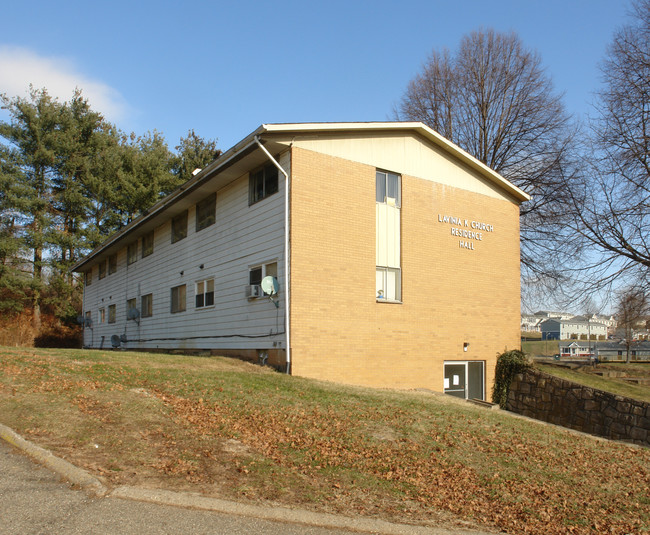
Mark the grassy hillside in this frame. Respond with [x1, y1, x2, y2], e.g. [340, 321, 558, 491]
[0, 347, 648, 535]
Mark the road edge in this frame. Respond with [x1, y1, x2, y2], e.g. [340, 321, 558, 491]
[0, 422, 498, 535]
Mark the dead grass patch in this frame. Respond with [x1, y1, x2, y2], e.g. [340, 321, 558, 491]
[0, 346, 648, 534]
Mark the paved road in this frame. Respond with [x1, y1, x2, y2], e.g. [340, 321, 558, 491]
[0, 441, 365, 535]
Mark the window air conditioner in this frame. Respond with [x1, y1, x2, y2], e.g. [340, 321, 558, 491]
[245, 284, 262, 298]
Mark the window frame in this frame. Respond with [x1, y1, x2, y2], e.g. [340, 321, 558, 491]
[108, 253, 117, 274]
[249, 163, 279, 205]
[376, 170, 401, 207]
[127, 241, 138, 265]
[195, 278, 215, 308]
[249, 261, 278, 286]
[126, 298, 137, 316]
[108, 304, 116, 324]
[171, 284, 187, 313]
[98, 260, 106, 280]
[99, 308, 106, 324]
[196, 193, 216, 232]
[376, 266, 402, 303]
[141, 293, 153, 318]
[376, 169, 402, 303]
[142, 231, 154, 258]
[84, 270, 92, 286]
[171, 211, 188, 243]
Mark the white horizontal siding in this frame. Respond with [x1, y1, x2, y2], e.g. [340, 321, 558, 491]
[83, 153, 288, 352]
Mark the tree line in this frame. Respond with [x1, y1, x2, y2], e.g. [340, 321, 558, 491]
[0, 87, 220, 331]
[396, 0, 650, 315]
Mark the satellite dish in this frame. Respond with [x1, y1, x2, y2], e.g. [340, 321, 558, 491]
[127, 308, 140, 321]
[261, 276, 279, 296]
[84, 317, 93, 328]
[111, 335, 121, 348]
[120, 334, 128, 343]
[76, 315, 85, 325]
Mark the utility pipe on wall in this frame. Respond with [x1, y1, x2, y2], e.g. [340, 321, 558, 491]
[254, 136, 291, 374]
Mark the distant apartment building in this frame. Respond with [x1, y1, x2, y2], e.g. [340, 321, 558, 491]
[540, 317, 608, 340]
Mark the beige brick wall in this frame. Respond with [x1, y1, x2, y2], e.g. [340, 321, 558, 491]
[289, 147, 521, 395]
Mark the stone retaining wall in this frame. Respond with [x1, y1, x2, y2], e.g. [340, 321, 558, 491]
[507, 368, 650, 447]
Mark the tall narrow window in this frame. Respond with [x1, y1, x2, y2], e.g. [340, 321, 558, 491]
[85, 270, 92, 286]
[108, 304, 116, 323]
[249, 164, 279, 205]
[249, 266, 263, 286]
[141, 293, 153, 318]
[142, 231, 154, 258]
[126, 298, 137, 316]
[98, 260, 106, 279]
[171, 211, 188, 243]
[171, 284, 186, 313]
[376, 170, 401, 302]
[99, 308, 106, 323]
[127, 242, 138, 265]
[195, 279, 215, 308]
[196, 193, 216, 232]
[108, 253, 117, 274]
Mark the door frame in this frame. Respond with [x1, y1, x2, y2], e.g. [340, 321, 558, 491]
[443, 360, 485, 400]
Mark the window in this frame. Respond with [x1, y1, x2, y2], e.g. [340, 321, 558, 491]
[249, 164, 279, 205]
[376, 267, 401, 301]
[142, 231, 154, 258]
[126, 298, 137, 316]
[171, 211, 188, 243]
[171, 284, 186, 313]
[376, 170, 401, 207]
[195, 279, 215, 308]
[108, 253, 117, 274]
[98, 260, 106, 280]
[196, 193, 216, 232]
[249, 262, 277, 286]
[85, 311, 92, 326]
[376, 169, 401, 302]
[127, 242, 138, 265]
[108, 304, 116, 324]
[141, 293, 153, 318]
[99, 308, 105, 323]
[84, 270, 92, 286]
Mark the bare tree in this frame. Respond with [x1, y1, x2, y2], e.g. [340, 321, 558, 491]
[570, 0, 650, 293]
[615, 286, 649, 363]
[396, 29, 579, 293]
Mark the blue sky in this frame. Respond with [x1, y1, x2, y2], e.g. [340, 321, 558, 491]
[0, 0, 631, 151]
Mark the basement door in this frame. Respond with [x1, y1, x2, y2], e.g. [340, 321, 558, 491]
[443, 361, 485, 400]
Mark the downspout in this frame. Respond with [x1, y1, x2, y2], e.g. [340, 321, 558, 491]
[254, 136, 291, 374]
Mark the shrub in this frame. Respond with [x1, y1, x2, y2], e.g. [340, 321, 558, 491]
[34, 324, 82, 348]
[492, 349, 531, 408]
